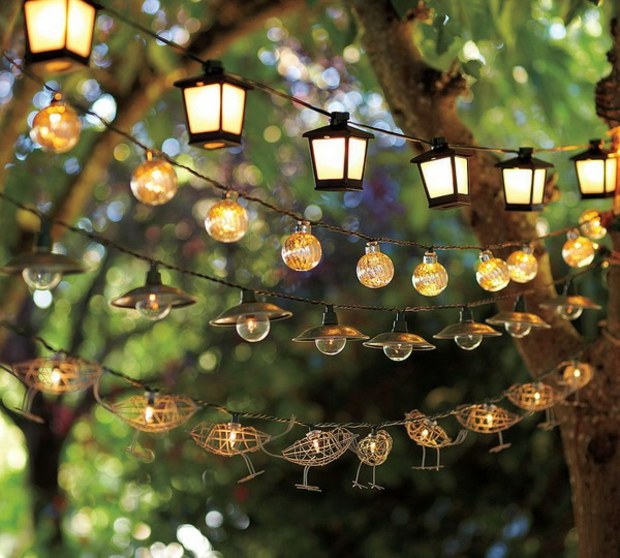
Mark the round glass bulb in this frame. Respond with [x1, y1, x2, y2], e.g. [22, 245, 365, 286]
[356, 242, 394, 288]
[136, 294, 172, 320]
[579, 209, 607, 240]
[205, 193, 249, 243]
[506, 248, 538, 283]
[22, 268, 63, 290]
[562, 231, 595, 268]
[476, 251, 510, 292]
[383, 343, 413, 361]
[130, 157, 178, 206]
[30, 99, 81, 153]
[235, 314, 270, 342]
[412, 251, 449, 296]
[282, 221, 322, 271]
[315, 337, 346, 356]
[454, 334, 483, 351]
[557, 305, 583, 321]
[504, 322, 532, 338]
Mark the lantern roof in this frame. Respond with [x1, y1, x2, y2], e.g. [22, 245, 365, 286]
[302, 112, 374, 140]
[173, 60, 253, 90]
[496, 147, 554, 170]
[410, 137, 472, 164]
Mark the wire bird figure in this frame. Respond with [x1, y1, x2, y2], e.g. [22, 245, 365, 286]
[404, 410, 467, 470]
[351, 430, 393, 490]
[282, 427, 356, 492]
[506, 382, 562, 430]
[455, 404, 522, 453]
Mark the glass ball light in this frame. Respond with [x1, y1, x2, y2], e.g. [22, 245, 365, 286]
[562, 230, 595, 268]
[383, 344, 413, 362]
[412, 250, 449, 296]
[22, 268, 62, 290]
[281, 221, 322, 271]
[356, 242, 394, 288]
[579, 209, 607, 240]
[205, 191, 249, 243]
[136, 293, 172, 321]
[454, 334, 483, 351]
[30, 95, 81, 153]
[504, 322, 532, 338]
[235, 314, 270, 342]
[130, 153, 178, 206]
[557, 304, 583, 321]
[475, 250, 510, 292]
[315, 338, 346, 356]
[506, 246, 538, 283]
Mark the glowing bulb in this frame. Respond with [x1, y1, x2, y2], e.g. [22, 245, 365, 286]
[356, 242, 394, 288]
[369, 438, 377, 453]
[421, 428, 429, 439]
[130, 154, 178, 206]
[533, 391, 541, 402]
[312, 437, 322, 453]
[30, 96, 81, 153]
[506, 247, 538, 283]
[504, 322, 532, 338]
[136, 293, 172, 320]
[485, 413, 494, 426]
[205, 192, 249, 243]
[315, 337, 346, 355]
[235, 314, 270, 342]
[50, 367, 62, 386]
[557, 305, 583, 321]
[383, 344, 413, 361]
[281, 221, 322, 271]
[22, 268, 63, 290]
[476, 250, 510, 292]
[454, 334, 483, 351]
[562, 230, 595, 268]
[579, 209, 607, 240]
[144, 404, 155, 424]
[562, 362, 593, 390]
[412, 250, 449, 296]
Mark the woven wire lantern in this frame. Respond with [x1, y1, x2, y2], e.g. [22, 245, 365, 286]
[351, 430, 392, 490]
[191, 420, 271, 483]
[561, 361, 594, 394]
[507, 382, 561, 430]
[455, 404, 521, 453]
[10, 352, 102, 423]
[282, 427, 356, 491]
[405, 410, 467, 469]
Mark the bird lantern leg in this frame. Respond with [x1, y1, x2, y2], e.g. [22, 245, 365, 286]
[352, 462, 367, 489]
[368, 466, 384, 491]
[15, 386, 44, 423]
[237, 454, 264, 484]
[489, 431, 511, 453]
[125, 431, 155, 462]
[539, 408, 559, 431]
[295, 466, 321, 492]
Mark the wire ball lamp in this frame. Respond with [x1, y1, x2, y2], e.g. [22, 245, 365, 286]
[455, 404, 521, 453]
[282, 427, 356, 491]
[351, 430, 393, 490]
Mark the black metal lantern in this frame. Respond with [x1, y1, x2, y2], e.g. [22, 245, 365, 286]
[302, 112, 374, 192]
[23, 0, 98, 73]
[410, 137, 472, 209]
[173, 60, 252, 150]
[570, 139, 618, 199]
[496, 147, 553, 211]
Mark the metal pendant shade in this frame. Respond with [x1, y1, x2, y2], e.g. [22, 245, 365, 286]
[486, 297, 551, 330]
[210, 289, 292, 326]
[364, 311, 435, 350]
[570, 139, 618, 199]
[292, 305, 369, 342]
[539, 294, 601, 312]
[433, 307, 501, 339]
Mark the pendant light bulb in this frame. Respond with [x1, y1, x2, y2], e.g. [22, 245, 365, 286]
[557, 305, 583, 321]
[136, 293, 172, 321]
[562, 229, 595, 268]
[454, 334, 483, 351]
[131, 152, 178, 206]
[579, 209, 607, 240]
[476, 250, 510, 292]
[30, 93, 81, 153]
[281, 221, 322, 272]
[383, 344, 413, 361]
[356, 242, 394, 288]
[205, 191, 249, 243]
[504, 322, 532, 338]
[22, 268, 63, 290]
[506, 246, 538, 283]
[412, 250, 449, 296]
[235, 314, 270, 342]
[315, 338, 346, 355]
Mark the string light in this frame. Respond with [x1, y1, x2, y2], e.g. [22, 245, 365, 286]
[30, 92, 81, 153]
[412, 250, 449, 296]
[579, 209, 607, 240]
[356, 242, 394, 288]
[570, 139, 618, 199]
[539, 284, 601, 321]
[455, 404, 521, 452]
[476, 250, 511, 292]
[506, 382, 559, 411]
[204, 191, 249, 243]
[506, 246, 538, 283]
[281, 221, 322, 272]
[562, 361, 594, 391]
[562, 230, 595, 268]
[486, 296, 551, 338]
[352, 430, 392, 490]
[433, 307, 501, 351]
[130, 152, 178, 206]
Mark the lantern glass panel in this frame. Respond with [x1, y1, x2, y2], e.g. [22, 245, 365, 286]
[606, 158, 617, 193]
[455, 156, 469, 194]
[184, 84, 220, 135]
[421, 158, 455, 198]
[67, 0, 96, 58]
[532, 168, 546, 203]
[348, 137, 368, 180]
[221, 84, 246, 135]
[576, 159, 605, 195]
[503, 168, 532, 205]
[312, 138, 346, 179]
[25, 0, 68, 54]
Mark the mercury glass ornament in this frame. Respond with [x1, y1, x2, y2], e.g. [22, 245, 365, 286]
[579, 209, 607, 240]
[356, 242, 394, 288]
[506, 246, 538, 283]
[30, 93, 81, 153]
[562, 229, 595, 268]
[281, 221, 322, 271]
[205, 191, 249, 243]
[412, 250, 449, 296]
[475, 250, 510, 292]
[130, 152, 178, 206]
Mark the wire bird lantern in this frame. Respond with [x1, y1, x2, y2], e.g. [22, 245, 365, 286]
[190, 420, 271, 483]
[282, 427, 356, 491]
[9, 353, 102, 423]
[351, 430, 392, 490]
[561, 361, 594, 400]
[507, 382, 562, 430]
[455, 404, 521, 453]
[404, 410, 467, 470]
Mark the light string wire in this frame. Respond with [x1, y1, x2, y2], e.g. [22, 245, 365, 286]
[0, 320, 586, 429]
[0, 189, 602, 313]
[93, 0, 597, 155]
[0, 52, 607, 254]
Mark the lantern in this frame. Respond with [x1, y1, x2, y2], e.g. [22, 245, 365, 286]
[173, 60, 252, 150]
[410, 137, 472, 209]
[23, 0, 98, 73]
[496, 147, 553, 211]
[570, 139, 618, 199]
[433, 307, 501, 351]
[303, 112, 374, 191]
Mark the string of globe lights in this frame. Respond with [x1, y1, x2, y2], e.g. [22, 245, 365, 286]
[0, 320, 594, 490]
